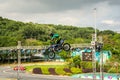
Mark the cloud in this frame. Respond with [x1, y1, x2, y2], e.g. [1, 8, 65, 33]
[0, 0, 107, 13]
[0, 0, 120, 31]
[101, 20, 114, 25]
[101, 20, 120, 28]
[107, 0, 120, 5]
[58, 17, 79, 26]
[0, 0, 120, 14]
[0, 0, 50, 13]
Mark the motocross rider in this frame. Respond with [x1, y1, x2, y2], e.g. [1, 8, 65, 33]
[50, 33, 61, 45]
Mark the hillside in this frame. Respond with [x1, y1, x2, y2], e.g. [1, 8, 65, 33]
[0, 16, 120, 54]
[0, 16, 96, 46]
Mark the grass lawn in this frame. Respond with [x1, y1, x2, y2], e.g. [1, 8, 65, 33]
[25, 61, 69, 73]
[25, 61, 82, 76]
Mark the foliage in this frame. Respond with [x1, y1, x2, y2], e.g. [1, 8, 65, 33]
[109, 54, 120, 63]
[72, 55, 81, 68]
[0, 17, 95, 47]
[104, 63, 112, 72]
[81, 61, 92, 69]
[24, 39, 43, 46]
[108, 67, 117, 73]
[26, 65, 80, 75]
[67, 55, 81, 68]
[59, 50, 69, 59]
[1, 16, 120, 63]
[67, 58, 74, 68]
[41, 67, 50, 75]
[70, 67, 82, 74]
[55, 67, 66, 75]
[25, 65, 68, 72]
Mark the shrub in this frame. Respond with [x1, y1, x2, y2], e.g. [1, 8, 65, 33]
[103, 64, 111, 72]
[55, 67, 66, 75]
[119, 68, 120, 73]
[108, 67, 116, 73]
[63, 68, 72, 73]
[82, 68, 92, 73]
[59, 50, 68, 59]
[65, 73, 72, 76]
[81, 61, 92, 69]
[41, 67, 49, 75]
[63, 68, 72, 76]
[73, 55, 81, 68]
[67, 55, 81, 68]
[70, 67, 82, 74]
[55, 68, 72, 76]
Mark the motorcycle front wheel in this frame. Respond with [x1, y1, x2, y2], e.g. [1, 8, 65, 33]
[48, 51, 55, 59]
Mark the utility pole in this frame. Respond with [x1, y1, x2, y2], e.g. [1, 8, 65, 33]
[92, 8, 97, 80]
[17, 41, 21, 80]
[94, 8, 97, 42]
[98, 36, 104, 80]
[92, 35, 96, 80]
[100, 51, 104, 80]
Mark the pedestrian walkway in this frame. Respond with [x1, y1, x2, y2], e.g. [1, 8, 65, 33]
[0, 78, 16, 80]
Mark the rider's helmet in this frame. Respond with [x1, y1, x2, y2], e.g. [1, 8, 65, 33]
[50, 33, 54, 37]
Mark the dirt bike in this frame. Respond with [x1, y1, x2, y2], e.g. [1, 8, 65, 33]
[44, 39, 71, 59]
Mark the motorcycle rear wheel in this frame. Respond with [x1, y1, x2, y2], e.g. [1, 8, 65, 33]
[63, 43, 71, 51]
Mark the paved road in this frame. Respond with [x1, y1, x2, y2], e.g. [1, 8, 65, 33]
[0, 66, 96, 80]
[0, 66, 17, 80]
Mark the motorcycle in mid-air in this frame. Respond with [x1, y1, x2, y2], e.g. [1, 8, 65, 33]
[44, 39, 71, 59]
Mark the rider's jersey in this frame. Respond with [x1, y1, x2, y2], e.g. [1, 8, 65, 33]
[51, 33, 61, 45]
[51, 33, 59, 40]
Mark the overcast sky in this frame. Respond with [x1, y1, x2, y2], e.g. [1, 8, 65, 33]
[0, 0, 120, 31]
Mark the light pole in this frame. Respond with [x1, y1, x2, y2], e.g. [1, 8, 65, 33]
[92, 8, 97, 80]
[98, 36, 104, 80]
[17, 41, 21, 80]
[100, 51, 104, 80]
[94, 8, 97, 42]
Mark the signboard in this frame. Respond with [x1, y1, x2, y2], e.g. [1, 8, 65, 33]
[82, 52, 93, 61]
